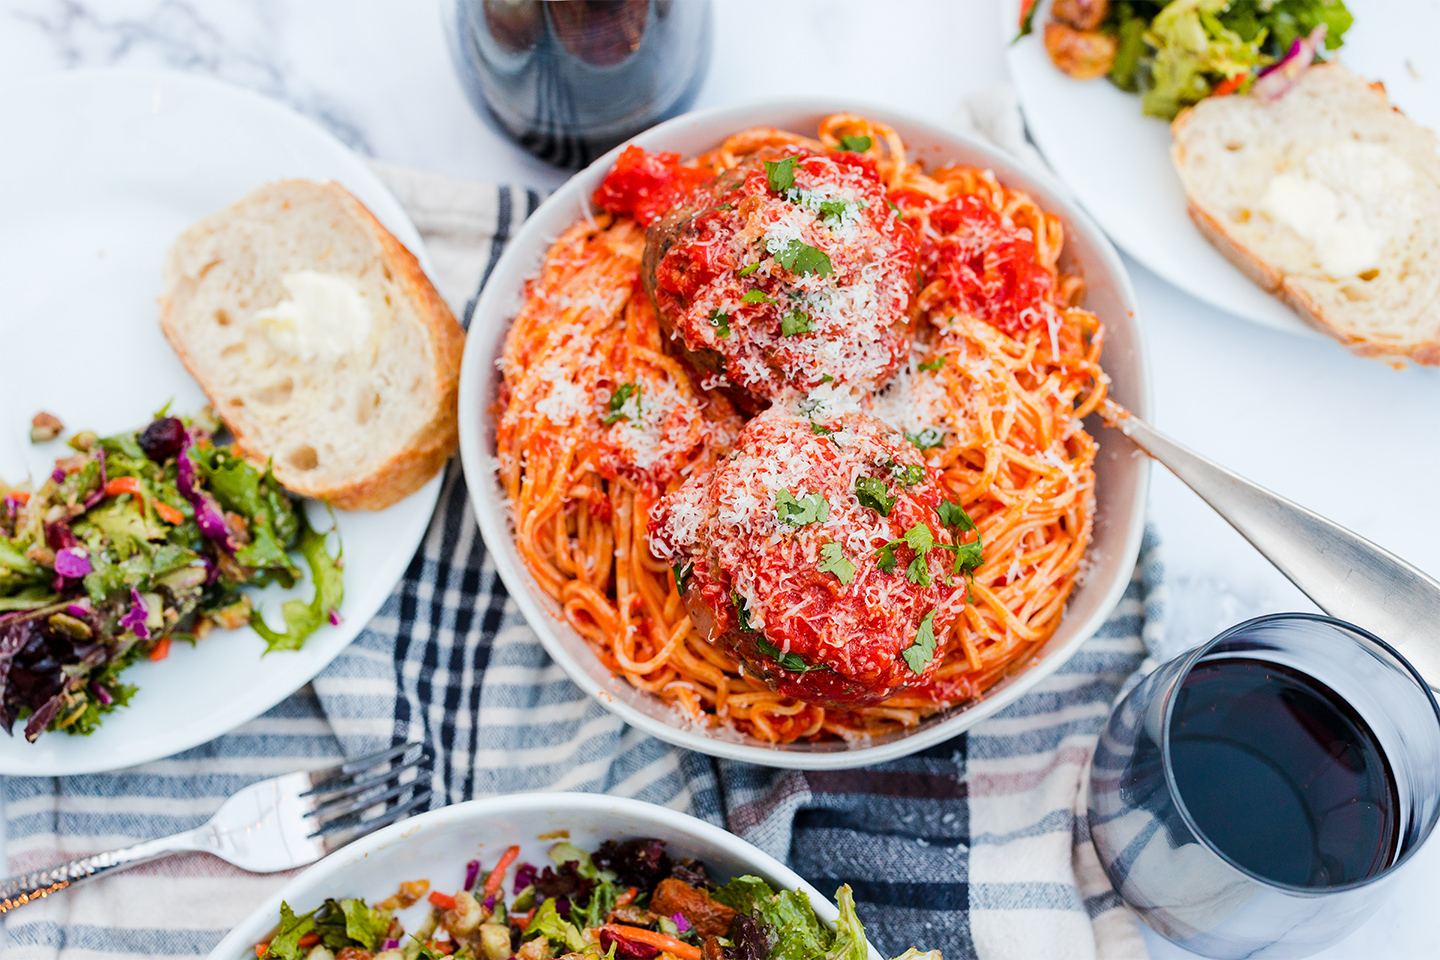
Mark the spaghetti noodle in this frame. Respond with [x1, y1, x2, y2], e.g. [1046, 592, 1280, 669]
[495, 115, 1108, 743]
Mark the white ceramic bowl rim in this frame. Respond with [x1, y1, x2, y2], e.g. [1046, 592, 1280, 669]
[457, 95, 1151, 769]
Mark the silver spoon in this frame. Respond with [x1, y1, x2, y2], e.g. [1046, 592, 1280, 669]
[1102, 399, 1440, 689]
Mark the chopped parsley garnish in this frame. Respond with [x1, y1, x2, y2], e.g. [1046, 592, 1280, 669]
[672, 561, 693, 594]
[891, 463, 925, 486]
[757, 637, 828, 674]
[602, 382, 640, 425]
[886, 198, 905, 220]
[811, 422, 835, 437]
[737, 262, 762, 277]
[816, 198, 856, 229]
[854, 476, 896, 516]
[877, 522, 936, 583]
[765, 155, 799, 193]
[905, 426, 945, 450]
[917, 357, 945, 373]
[817, 542, 855, 584]
[935, 499, 984, 591]
[780, 309, 814, 337]
[731, 591, 755, 632]
[709, 309, 731, 338]
[741, 289, 775, 304]
[838, 134, 872, 153]
[819, 373, 834, 383]
[776, 239, 833, 277]
[775, 489, 829, 527]
[901, 609, 938, 674]
[717, 202, 735, 211]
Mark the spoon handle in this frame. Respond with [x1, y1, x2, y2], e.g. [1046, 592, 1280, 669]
[1103, 401, 1440, 687]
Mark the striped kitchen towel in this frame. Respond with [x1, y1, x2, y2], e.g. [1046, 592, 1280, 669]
[2, 159, 1163, 960]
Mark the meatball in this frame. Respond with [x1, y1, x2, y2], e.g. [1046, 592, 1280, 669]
[641, 148, 915, 407]
[648, 406, 974, 707]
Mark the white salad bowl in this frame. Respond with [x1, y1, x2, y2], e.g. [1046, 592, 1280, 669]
[457, 97, 1151, 769]
[210, 792, 884, 960]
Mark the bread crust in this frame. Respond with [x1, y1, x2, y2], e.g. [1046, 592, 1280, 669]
[158, 180, 465, 510]
[1171, 64, 1440, 366]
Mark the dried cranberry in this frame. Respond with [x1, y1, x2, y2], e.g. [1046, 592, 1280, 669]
[138, 416, 186, 462]
[728, 915, 768, 960]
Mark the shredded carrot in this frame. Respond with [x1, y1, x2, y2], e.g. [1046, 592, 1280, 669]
[616, 886, 638, 907]
[148, 637, 171, 662]
[428, 890, 457, 911]
[512, 908, 535, 931]
[6, 491, 29, 504]
[484, 845, 522, 898]
[600, 924, 702, 960]
[1212, 73, 1247, 97]
[254, 945, 267, 959]
[297, 933, 320, 949]
[103, 477, 142, 498]
[153, 500, 185, 525]
[426, 940, 457, 956]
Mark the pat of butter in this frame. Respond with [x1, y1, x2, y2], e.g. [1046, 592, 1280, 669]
[1259, 143, 1412, 279]
[253, 271, 372, 360]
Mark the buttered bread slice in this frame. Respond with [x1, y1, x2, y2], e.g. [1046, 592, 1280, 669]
[160, 180, 464, 509]
[1172, 63, 1440, 365]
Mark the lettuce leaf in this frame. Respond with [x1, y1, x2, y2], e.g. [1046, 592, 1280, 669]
[249, 514, 343, 654]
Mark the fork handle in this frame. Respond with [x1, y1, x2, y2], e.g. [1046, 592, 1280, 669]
[0, 832, 200, 913]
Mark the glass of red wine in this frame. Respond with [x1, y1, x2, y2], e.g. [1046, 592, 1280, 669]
[442, 0, 714, 169]
[1090, 613, 1440, 959]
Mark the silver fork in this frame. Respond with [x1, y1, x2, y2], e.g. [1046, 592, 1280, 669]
[0, 742, 432, 913]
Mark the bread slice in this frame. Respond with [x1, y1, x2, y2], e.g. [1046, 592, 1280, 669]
[160, 180, 465, 509]
[1171, 63, 1440, 364]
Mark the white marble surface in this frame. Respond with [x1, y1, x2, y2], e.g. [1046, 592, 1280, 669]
[1, 1, 1438, 957]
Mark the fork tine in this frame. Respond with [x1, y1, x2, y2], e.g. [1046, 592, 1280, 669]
[309, 742, 426, 789]
[303, 752, 430, 802]
[308, 774, 428, 827]
[317, 788, 434, 855]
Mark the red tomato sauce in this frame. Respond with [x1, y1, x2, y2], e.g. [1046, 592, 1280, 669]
[592, 145, 711, 226]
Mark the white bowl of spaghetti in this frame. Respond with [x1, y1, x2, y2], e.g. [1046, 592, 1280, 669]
[458, 99, 1150, 769]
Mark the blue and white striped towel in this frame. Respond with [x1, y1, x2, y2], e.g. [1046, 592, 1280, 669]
[2, 160, 1164, 960]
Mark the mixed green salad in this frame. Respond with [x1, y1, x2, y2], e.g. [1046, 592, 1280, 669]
[1027, 0, 1354, 118]
[257, 836, 941, 960]
[0, 409, 342, 741]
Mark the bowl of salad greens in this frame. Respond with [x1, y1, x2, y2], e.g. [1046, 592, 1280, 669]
[0, 410, 342, 743]
[211, 793, 945, 960]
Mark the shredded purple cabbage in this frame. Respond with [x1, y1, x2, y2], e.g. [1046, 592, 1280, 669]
[670, 912, 691, 933]
[49, 468, 65, 484]
[514, 862, 538, 893]
[53, 548, 91, 579]
[66, 601, 91, 618]
[1253, 24, 1327, 100]
[119, 589, 150, 640]
[89, 682, 113, 706]
[328, 610, 344, 627]
[176, 436, 231, 549]
[381, 938, 399, 950]
[482, 893, 496, 911]
[464, 859, 481, 891]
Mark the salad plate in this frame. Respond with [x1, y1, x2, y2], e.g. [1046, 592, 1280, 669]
[1005, 0, 1440, 337]
[0, 69, 441, 775]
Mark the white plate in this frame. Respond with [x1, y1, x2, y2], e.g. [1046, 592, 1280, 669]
[210, 792, 885, 960]
[1005, 0, 1440, 336]
[458, 97, 1151, 769]
[0, 69, 441, 775]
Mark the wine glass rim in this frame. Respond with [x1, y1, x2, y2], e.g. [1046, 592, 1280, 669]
[1158, 611, 1440, 895]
